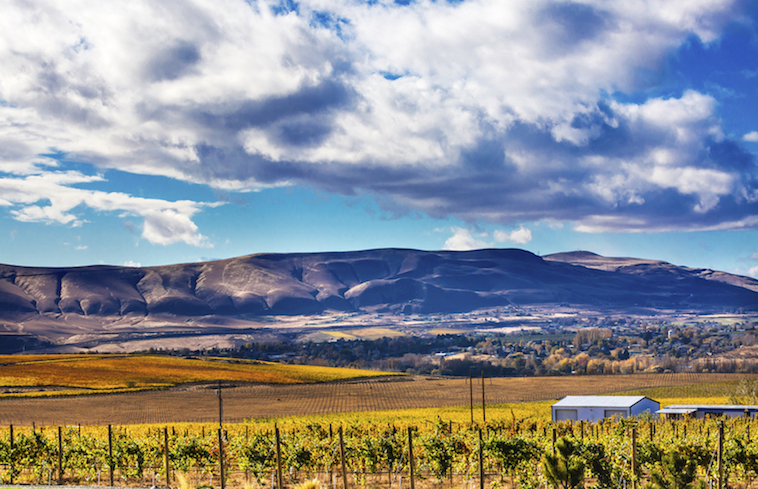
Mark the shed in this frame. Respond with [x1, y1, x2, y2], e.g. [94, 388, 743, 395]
[552, 395, 660, 422]
[656, 404, 758, 419]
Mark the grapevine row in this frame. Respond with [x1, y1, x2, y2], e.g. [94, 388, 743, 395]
[2, 416, 758, 488]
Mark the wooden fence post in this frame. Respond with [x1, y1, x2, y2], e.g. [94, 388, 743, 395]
[164, 427, 170, 488]
[551, 427, 556, 455]
[275, 425, 284, 489]
[9, 424, 14, 485]
[219, 428, 225, 489]
[329, 424, 333, 485]
[478, 428, 484, 489]
[407, 427, 415, 489]
[469, 374, 474, 425]
[58, 426, 64, 485]
[631, 427, 637, 489]
[109, 424, 114, 486]
[245, 426, 250, 483]
[718, 421, 724, 489]
[339, 427, 348, 489]
[481, 372, 486, 423]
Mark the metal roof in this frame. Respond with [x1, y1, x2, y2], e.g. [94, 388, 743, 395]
[656, 407, 697, 415]
[552, 396, 656, 408]
[662, 404, 758, 411]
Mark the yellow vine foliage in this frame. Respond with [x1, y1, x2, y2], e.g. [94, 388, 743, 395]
[0, 354, 399, 397]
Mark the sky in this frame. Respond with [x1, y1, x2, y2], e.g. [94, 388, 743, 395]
[1, 0, 758, 278]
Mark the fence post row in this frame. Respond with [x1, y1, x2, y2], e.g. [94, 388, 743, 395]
[2, 417, 757, 487]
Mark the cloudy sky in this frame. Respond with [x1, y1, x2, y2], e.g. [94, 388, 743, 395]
[2, 0, 758, 277]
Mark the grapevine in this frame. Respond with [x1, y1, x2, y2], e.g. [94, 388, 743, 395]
[2, 416, 758, 487]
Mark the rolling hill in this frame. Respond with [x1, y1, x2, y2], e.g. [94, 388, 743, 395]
[1, 248, 757, 350]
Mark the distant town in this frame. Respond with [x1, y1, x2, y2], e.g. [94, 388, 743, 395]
[147, 308, 758, 377]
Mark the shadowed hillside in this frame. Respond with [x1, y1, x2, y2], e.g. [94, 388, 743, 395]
[2, 249, 757, 330]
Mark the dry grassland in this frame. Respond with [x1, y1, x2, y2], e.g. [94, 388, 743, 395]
[0, 372, 753, 426]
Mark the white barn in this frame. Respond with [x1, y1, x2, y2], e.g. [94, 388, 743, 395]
[552, 395, 660, 422]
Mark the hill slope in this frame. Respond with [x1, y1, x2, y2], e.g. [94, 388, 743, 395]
[2, 249, 757, 331]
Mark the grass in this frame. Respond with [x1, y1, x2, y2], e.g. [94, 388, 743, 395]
[0, 354, 400, 398]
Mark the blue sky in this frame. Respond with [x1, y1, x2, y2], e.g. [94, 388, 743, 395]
[1, 0, 758, 279]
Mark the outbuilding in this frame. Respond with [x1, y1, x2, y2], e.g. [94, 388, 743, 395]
[656, 404, 758, 419]
[552, 395, 660, 422]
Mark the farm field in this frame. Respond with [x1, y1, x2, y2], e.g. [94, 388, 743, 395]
[0, 354, 395, 397]
[0, 371, 754, 426]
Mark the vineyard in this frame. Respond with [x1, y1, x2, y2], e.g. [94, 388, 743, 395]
[2, 372, 753, 426]
[2, 414, 758, 488]
[0, 355, 394, 398]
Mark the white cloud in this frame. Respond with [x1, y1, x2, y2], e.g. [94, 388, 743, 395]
[743, 131, 758, 142]
[0, 168, 217, 246]
[494, 226, 533, 245]
[0, 0, 753, 236]
[123, 260, 141, 267]
[142, 208, 209, 247]
[748, 266, 758, 279]
[442, 227, 491, 251]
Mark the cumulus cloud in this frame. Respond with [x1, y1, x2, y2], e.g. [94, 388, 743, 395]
[744, 132, 758, 142]
[494, 226, 533, 245]
[443, 227, 491, 251]
[443, 225, 532, 250]
[0, 167, 217, 246]
[0, 0, 756, 235]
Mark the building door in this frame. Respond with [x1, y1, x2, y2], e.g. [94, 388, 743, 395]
[555, 409, 578, 421]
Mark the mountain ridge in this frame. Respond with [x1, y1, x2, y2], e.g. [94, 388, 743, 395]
[2, 248, 757, 333]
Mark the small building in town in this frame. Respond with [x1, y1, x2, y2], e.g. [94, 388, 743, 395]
[656, 404, 758, 419]
[552, 395, 660, 422]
